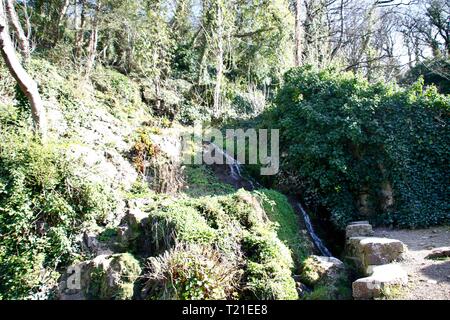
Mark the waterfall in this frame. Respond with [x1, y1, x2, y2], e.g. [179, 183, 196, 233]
[209, 143, 256, 190]
[293, 203, 333, 257]
[208, 143, 333, 257]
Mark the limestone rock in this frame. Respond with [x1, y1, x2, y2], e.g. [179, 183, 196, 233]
[425, 247, 450, 260]
[116, 203, 149, 251]
[83, 231, 113, 256]
[58, 253, 141, 300]
[301, 255, 350, 299]
[301, 255, 346, 286]
[346, 222, 374, 238]
[353, 264, 408, 300]
[360, 238, 406, 266]
[346, 237, 406, 270]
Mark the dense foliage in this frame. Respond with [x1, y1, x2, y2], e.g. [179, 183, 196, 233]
[136, 167, 306, 300]
[266, 66, 449, 229]
[0, 118, 117, 299]
[0, 0, 448, 302]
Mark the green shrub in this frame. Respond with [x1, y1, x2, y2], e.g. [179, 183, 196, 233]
[267, 66, 449, 229]
[242, 229, 298, 300]
[183, 165, 235, 197]
[91, 66, 144, 120]
[143, 244, 240, 300]
[138, 188, 300, 300]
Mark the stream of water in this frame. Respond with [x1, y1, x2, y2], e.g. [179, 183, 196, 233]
[209, 143, 333, 257]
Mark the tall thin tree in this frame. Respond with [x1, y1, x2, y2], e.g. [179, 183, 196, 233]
[5, 0, 30, 63]
[294, 0, 303, 66]
[0, 0, 46, 137]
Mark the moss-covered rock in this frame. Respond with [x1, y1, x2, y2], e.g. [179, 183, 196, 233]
[256, 189, 314, 265]
[58, 253, 141, 300]
[301, 255, 351, 300]
[130, 184, 302, 300]
[242, 228, 299, 300]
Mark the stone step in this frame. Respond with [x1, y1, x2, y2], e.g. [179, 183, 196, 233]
[346, 222, 374, 238]
[353, 264, 408, 300]
[346, 237, 406, 269]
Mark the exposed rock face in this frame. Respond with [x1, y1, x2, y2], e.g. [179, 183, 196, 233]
[83, 231, 113, 256]
[425, 247, 450, 260]
[353, 264, 408, 300]
[301, 255, 350, 299]
[346, 222, 374, 239]
[58, 253, 141, 300]
[145, 132, 185, 194]
[116, 199, 151, 251]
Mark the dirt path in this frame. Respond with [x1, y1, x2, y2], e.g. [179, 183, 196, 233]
[374, 226, 450, 300]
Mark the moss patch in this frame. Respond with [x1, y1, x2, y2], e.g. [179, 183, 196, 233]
[255, 189, 310, 266]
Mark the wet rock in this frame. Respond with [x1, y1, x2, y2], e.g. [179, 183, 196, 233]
[425, 247, 450, 260]
[346, 222, 374, 239]
[353, 264, 408, 300]
[295, 281, 312, 298]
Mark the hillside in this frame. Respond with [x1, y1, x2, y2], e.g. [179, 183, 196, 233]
[1, 58, 320, 300]
[0, 0, 449, 303]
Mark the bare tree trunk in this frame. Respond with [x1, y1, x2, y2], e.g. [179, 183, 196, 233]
[22, 1, 31, 39]
[85, 0, 101, 75]
[0, 1, 46, 137]
[75, 0, 86, 58]
[197, 38, 208, 85]
[5, 0, 30, 63]
[294, 0, 303, 66]
[53, 0, 71, 44]
[213, 0, 224, 119]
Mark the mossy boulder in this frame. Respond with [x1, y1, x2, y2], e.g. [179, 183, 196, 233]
[242, 229, 299, 300]
[301, 256, 350, 300]
[58, 253, 141, 300]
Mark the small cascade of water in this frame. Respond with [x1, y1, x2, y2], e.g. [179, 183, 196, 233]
[210, 143, 242, 180]
[208, 143, 332, 257]
[209, 143, 256, 189]
[293, 202, 333, 257]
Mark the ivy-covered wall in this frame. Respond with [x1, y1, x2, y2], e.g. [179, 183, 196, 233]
[266, 66, 449, 229]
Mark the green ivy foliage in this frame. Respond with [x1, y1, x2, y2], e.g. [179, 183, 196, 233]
[267, 66, 449, 229]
